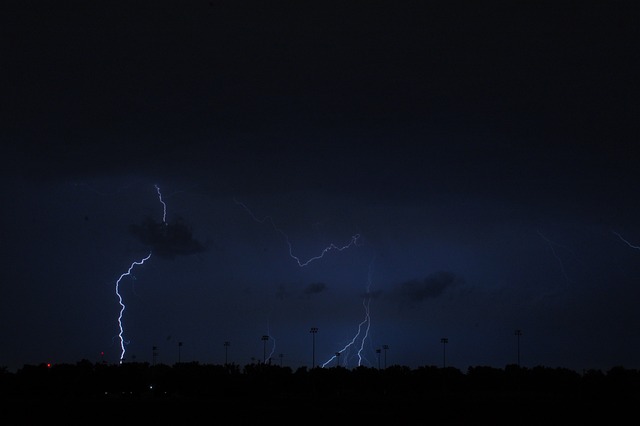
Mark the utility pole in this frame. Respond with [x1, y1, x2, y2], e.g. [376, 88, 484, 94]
[440, 338, 448, 368]
[310, 327, 318, 368]
[515, 329, 522, 367]
[382, 344, 389, 369]
[261, 335, 269, 364]
[335, 352, 341, 367]
[152, 346, 158, 365]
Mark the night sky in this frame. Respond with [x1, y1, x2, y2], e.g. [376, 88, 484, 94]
[2, 2, 639, 373]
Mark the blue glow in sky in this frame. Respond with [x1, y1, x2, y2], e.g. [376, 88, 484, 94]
[1, 2, 639, 373]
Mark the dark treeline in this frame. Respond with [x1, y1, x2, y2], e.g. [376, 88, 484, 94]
[3, 361, 639, 398]
[1, 361, 638, 423]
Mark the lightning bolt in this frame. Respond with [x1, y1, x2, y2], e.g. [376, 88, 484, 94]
[234, 198, 360, 267]
[115, 253, 151, 362]
[235, 197, 372, 368]
[155, 184, 167, 223]
[262, 319, 277, 364]
[613, 231, 640, 250]
[267, 335, 276, 364]
[114, 184, 167, 363]
[322, 257, 375, 368]
[537, 230, 573, 283]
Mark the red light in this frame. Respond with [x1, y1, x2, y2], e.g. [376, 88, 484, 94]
[46, 363, 52, 368]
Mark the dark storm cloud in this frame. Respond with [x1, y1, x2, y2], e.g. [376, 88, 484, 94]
[276, 282, 328, 299]
[388, 271, 459, 305]
[303, 282, 327, 296]
[129, 216, 206, 258]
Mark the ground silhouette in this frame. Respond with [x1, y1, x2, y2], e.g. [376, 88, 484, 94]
[1, 361, 637, 424]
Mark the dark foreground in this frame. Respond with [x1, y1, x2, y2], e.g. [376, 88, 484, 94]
[5, 391, 637, 425]
[2, 362, 638, 424]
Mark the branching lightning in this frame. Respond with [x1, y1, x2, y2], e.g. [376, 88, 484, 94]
[234, 197, 375, 369]
[234, 198, 360, 266]
[322, 257, 375, 368]
[113, 184, 167, 363]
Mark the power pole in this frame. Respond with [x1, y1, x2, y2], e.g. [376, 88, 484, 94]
[310, 327, 318, 368]
[515, 329, 522, 367]
[261, 335, 269, 364]
[152, 346, 158, 365]
[382, 344, 389, 369]
[440, 338, 448, 368]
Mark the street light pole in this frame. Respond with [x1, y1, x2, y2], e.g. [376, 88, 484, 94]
[310, 327, 318, 368]
[515, 329, 522, 367]
[376, 348, 381, 369]
[382, 344, 389, 369]
[261, 335, 269, 364]
[440, 338, 448, 368]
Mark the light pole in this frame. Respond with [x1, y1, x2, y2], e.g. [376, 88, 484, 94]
[376, 348, 381, 369]
[310, 327, 318, 368]
[382, 344, 389, 369]
[440, 338, 448, 368]
[224, 341, 230, 365]
[261, 335, 269, 364]
[515, 329, 522, 367]
[335, 352, 341, 367]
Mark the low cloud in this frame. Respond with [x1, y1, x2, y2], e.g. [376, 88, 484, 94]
[129, 216, 206, 259]
[388, 271, 459, 305]
[303, 282, 327, 296]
